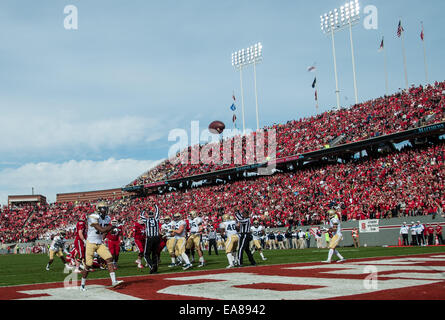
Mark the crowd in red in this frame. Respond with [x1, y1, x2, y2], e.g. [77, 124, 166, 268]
[2, 141, 443, 243]
[128, 81, 445, 186]
[0, 202, 96, 243]
[1, 83, 444, 244]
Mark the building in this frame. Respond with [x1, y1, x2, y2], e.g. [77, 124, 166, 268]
[8, 194, 47, 206]
[56, 188, 130, 203]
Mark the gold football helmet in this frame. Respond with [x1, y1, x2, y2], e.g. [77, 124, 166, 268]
[190, 210, 197, 219]
[222, 214, 230, 222]
[96, 201, 109, 217]
[328, 209, 337, 218]
[173, 213, 182, 221]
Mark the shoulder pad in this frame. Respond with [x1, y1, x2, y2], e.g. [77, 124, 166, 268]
[89, 213, 100, 224]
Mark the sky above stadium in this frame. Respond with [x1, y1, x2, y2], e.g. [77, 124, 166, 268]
[0, 0, 444, 205]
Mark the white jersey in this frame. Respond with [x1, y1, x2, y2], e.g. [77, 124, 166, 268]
[251, 225, 264, 241]
[161, 222, 174, 239]
[173, 220, 187, 239]
[329, 217, 342, 237]
[220, 220, 238, 237]
[87, 213, 111, 244]
[416, 224, 424, 235]
[400, 225, 409, 234]
[189, 217, 203, 234]
[50, 235, 66, 251]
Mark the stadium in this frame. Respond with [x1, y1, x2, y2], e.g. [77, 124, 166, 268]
[1, 0, 445, 303]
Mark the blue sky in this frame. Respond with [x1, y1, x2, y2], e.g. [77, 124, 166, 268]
[0, 0, 443, 204]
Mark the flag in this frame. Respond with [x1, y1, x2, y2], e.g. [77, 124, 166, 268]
[378, 37, 384, 52]
[312, 77, 317, 88]
[315, 90, 318, 101]
[420, 23, 424, 41]
[307, 65, 316, 72]
[232, 92, 236, 102]
[397, 20, 404, 37]
[230, 103, 236, 111]
[232, 114, 237, 123]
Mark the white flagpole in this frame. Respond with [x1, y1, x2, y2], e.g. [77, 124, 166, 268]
[239, 66, 246, 134]
[348, 18, 359, 105]
[253, 60, 260, 132]
[400, 20, 409, 91]
[331, 28, 341, 110]
[383, 40, 389, 96]
[315, 70, 319, 113]
[421, 22, 429, 83]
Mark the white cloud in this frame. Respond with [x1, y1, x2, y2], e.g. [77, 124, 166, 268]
[0, 114, 167, 154]
[0, 158, 162, 205]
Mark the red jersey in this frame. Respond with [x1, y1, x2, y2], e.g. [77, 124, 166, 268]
[107, 225, 123, 242]
[133, 222, 146, 240]
[74, 221, 87, 241]
[427, 226, 435, 235]
[436, 226, 443, 235]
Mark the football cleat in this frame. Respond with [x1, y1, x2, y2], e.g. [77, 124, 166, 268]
[226, 264, 234, 269]
[321, 260, 332, 264]
[336, 259, 346, 263]
[262, 257, 268, 261]
[198, 262, 205, 268]
[80, 285, 87, 292]
[46, 265, 50, 271]
[65, 264, 74, 270]
[168, 263, 176, 268]
[111, 280, 124, 288]
[183, 264, 192, 270]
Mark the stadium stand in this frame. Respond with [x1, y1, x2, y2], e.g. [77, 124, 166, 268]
[0, 83, 444, 243]
[128, 81, 445, 185]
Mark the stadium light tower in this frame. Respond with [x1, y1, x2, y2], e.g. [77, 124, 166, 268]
[232, 42, 263, 132]
[321, 0, 360, 107]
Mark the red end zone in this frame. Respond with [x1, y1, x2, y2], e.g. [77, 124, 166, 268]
[2, 253, 445, 300]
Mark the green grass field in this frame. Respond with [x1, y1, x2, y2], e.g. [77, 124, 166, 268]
[1, 246, 445, 287]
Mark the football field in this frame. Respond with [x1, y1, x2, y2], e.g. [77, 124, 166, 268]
[1, 246, 445, 300]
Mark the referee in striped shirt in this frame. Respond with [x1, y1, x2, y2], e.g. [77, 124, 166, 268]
[140, 204, 160, 274]
[235, 210, 256, 267]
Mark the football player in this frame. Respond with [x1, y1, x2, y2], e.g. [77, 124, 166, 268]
[80, 202, 123, 291]
[133, 217, 146, 269]
[250, 220, 267, 261]
[106, 218, 123, 270]
[322, 209, 346, 264]
[161, 215, 177, 267]
[170, 213, 192, 270]
[186, 211, 205, 267]
[73, 214, 87, 273]
[157, 217, 167, 265]
[216, 231, 224, 250]
[219, 214, 239, 268]
[46, 230, 72, 271]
